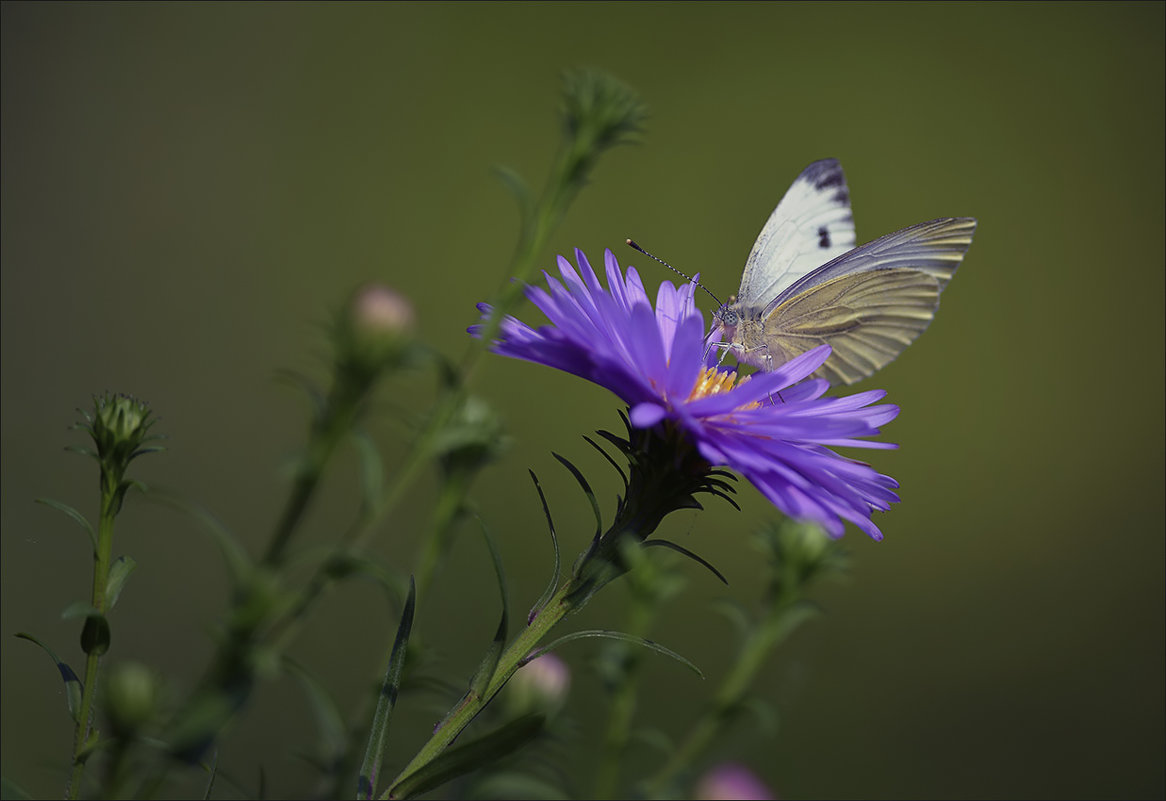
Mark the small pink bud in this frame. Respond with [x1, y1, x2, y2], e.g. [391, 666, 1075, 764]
[507, 653, 571, 715]
[351, 283, 415, 337]
[693, 762, 776, 800]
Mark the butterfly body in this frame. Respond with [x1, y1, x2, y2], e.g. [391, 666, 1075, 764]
[712, 159, 976, 385]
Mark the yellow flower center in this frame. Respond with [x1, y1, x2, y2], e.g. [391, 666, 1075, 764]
[687, 366, 760, 409]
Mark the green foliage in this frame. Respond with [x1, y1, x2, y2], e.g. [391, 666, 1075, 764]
[358, 578, 417, 800]
[13, 633, 83, 724]
[385, 715, 548, 800]
[7, 67, 828, 801]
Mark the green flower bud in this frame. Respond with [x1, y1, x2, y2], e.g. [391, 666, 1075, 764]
[104, 661, 159, 738]
[433, 396, 509, 483]
[75, 393, 162, 516]
[560, 68, 647, 155]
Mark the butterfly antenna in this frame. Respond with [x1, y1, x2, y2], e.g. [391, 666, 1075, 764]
[626, 239, 724, 307]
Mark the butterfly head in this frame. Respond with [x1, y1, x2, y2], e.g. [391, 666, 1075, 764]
[712, 296, 737, 324]
[711, 297, 741, 334]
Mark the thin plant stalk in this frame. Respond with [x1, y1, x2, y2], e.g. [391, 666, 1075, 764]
[380, 579, 580, 800]
[67, 484, 118, 798]
[593, 588, 657, 799]
[641, 592, 802, 796]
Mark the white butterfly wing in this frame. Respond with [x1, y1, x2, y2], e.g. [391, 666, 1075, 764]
[735, 158, 856, 308]
[760, 217, 977, 385]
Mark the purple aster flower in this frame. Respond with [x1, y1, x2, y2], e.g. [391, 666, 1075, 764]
[470, 249, 901, 540]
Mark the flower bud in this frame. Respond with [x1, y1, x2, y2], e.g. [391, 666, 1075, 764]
[505, 653, 570, 717]
[103, 661, 159, 738]
[334, 283, 417, 386]
[434, 396, 508, 482]
[352, 283, 416, 338]
[693, 763, 776, 800]
[76, 393, 162, 515]
[84, 393, 158, 467]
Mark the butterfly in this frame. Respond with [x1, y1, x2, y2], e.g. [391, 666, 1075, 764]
[711, 159, 976, 385]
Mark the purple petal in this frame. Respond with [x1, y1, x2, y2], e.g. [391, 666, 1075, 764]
[630, 402, 667, 428]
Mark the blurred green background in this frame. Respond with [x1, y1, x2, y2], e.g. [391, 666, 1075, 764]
[2, 3, 1163, 799]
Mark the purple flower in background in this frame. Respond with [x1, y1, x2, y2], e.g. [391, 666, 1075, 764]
[693, 762, 777, 800]
[470, 249, 901, 540]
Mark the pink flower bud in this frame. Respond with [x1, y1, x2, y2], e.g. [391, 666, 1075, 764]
[693, 762, 776, 800]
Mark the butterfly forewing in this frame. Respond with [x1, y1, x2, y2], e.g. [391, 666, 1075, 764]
[736, 159, 856, 307]
[761, 268, 943, 385]
[766, 217, 976, 316]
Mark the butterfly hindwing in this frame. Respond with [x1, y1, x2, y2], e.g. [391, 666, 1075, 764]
[735, 159, 856, 308]
[760, 268, 943, 385]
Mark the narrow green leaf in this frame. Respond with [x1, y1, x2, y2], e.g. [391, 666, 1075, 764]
[711, 598, 751, 640]
[741, 696, 779, 735]
[143, 489, 252, 586]
[76, 728, 102, 763]
[526, 630, 703, 678]
[14, 632, 83, 722]
[35, 497, 97, 552]
[201, 748, 219, 801]
[526, 470, 560, 624]
[352, 431, 386, 518]
[386, 714, 546, 800]
[706, 487, 741, 510]
[1, 777, 34, 800]
[106, 555, 138, 609]
[314, 548, 409, 608]
[592, 429, 625, 451]
[61, 602, 101, 620]
[285, 659, 347, 779]
[468, 518, 509, 698]
[631, 726, 675, 757]
[581, 434, 627, 491]
[766, 598, 822, 644]
[273, 368, 326, 418]
[358, 576, 416, 801]
[551, 452, 603, 540]
[492, 165, 534, 227]
[643, 539, 728, 585]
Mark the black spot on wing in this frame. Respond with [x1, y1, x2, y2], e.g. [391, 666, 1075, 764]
[818, 226, 831, 249]
[814, 170, 845, 190]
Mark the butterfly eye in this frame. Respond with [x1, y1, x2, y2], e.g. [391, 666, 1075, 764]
[717, 307, 738, 327]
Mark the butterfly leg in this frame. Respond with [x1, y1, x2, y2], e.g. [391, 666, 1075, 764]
[735, 344, 787, 404]
[704, 340, 735, 366]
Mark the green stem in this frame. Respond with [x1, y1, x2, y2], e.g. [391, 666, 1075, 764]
[413, 473, 470, 603]
[640, 594, 798, 796]
[263, 387, 358, 566]
[67, 495, 116, 799]
[593, 588, 656, 799]
[381, 579, 580, 800]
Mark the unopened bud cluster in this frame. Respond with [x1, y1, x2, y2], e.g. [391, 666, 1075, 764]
[76, 393, 162, 515]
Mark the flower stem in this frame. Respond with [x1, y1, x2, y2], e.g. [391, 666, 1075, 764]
[67, 493, 117, 799]
[593, 588, 656, 799]
[641, 594, 799, 796]
[262, 383, 359, 566]
[381, 579, 579, 800]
